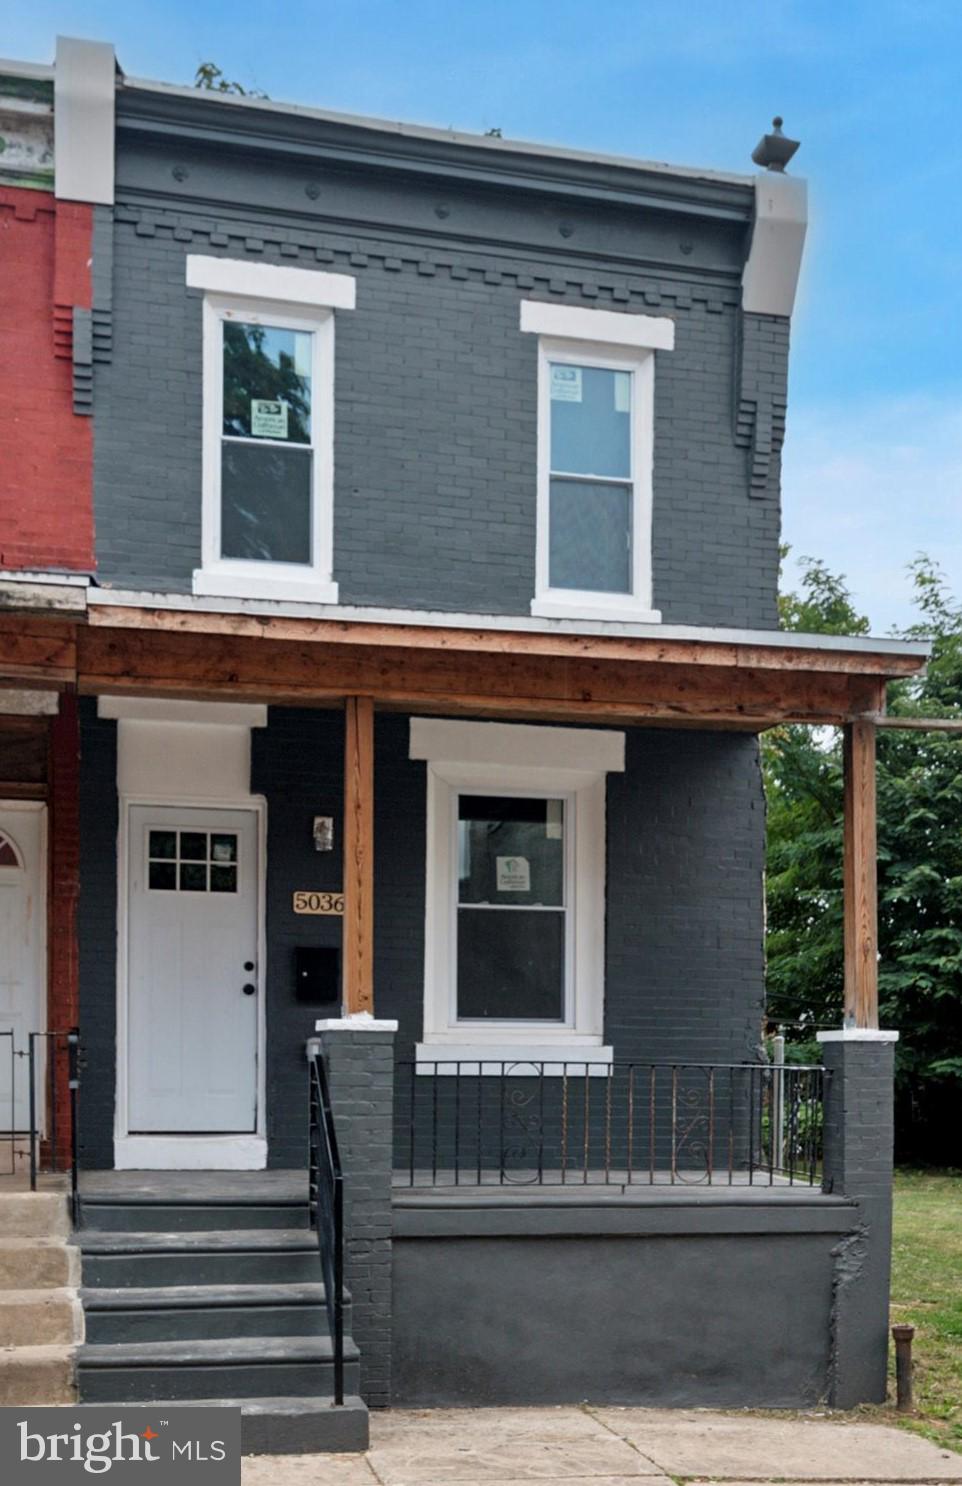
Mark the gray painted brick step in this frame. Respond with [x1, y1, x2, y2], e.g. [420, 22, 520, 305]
[76, 1335, 360, 1402]
[78, 1396, 369, 1455]
[80, 1230, 318, 1287]
[80, 1202, 311, 1232]
[81, 1282, 347, 1343]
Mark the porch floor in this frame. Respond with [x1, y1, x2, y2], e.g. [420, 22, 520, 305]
[76, 1169, 841, 1204]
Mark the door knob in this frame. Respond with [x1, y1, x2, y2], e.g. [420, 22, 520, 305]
[242, 983, 256, 996]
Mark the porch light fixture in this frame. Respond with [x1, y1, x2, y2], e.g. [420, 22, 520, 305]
[313, 816, 334, 852]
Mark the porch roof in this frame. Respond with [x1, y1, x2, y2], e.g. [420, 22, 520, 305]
[0, 580, 930, 729]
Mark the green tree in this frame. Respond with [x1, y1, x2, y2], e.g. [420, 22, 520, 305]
[765, 553, 962, 1161]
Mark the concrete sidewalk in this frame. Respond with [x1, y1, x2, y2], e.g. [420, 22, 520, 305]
[242, 1406, 962, 1484]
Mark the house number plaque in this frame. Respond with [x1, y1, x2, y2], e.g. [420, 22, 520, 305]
[293, 890, 344, 915]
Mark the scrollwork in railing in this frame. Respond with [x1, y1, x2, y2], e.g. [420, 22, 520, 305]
[500, 1067, 545, 1183]
[671, 1068, 713, 1184]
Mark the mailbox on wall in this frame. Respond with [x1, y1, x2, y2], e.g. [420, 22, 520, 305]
[294, 946, 340, 1005]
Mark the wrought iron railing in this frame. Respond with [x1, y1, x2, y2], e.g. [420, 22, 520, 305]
[1, 1028, 81, 1224]
[308, 1049, 345, 1405]
[396, 1059, 828, 1190]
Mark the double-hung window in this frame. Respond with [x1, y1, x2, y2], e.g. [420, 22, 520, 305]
[188, 256, 355, 604]
[412, 717, 625, 1072]
[521, 300, 674, 623]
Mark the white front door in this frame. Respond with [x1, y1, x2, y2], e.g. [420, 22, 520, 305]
[0, 805, 46, 1131]
[127, 805, 259, 1133]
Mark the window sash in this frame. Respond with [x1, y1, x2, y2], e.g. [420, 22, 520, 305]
[452, 788, 573, 1029]
[200, 295, 334, 586]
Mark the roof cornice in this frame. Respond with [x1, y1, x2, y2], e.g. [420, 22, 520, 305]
[116, 81, 755, 224]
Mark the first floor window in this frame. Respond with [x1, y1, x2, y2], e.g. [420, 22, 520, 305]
[456, 794, 568, 1022]
[412, 717, 624, 1069]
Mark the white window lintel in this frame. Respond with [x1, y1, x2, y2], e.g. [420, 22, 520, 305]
[410, 717, 625, 774]
[520, 298, 675, 351]
[186, 254, 356, 310]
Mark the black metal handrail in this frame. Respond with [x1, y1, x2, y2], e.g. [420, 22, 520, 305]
[1, 1028, 81, 1223]
[396, 1059, 828, 1190]
[308, 1050, 345, 1406]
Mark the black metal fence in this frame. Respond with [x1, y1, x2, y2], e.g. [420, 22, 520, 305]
[308, 1050, 345, 1406]
[396, 1059, 827, 1189]
[0, 1028, 81, 1222]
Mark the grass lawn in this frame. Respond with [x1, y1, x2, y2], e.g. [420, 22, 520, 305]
[882, 1169, 962, 1452]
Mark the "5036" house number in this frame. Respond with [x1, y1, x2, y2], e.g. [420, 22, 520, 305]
[292, 890, 345, 915]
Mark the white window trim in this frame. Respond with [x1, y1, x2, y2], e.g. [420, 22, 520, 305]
[189, 256, 355, 605]
[521, 299, 672, 626]
[411, 718, 622, 1074]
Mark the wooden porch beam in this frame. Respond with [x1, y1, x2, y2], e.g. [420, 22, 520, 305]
[843, 720, 878, 1029]
[342, 696, 374, 1015]
[0, 618, 76, 687]
[76, 626, 889, 728]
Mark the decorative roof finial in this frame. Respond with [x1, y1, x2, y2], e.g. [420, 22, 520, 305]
[751, 116, 800, 172]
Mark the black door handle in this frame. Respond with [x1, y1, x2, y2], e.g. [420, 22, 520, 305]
[242, 983, 256, 996]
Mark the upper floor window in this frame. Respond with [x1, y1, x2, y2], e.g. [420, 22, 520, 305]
[187, 256, 355, 605]
[521, 300, 674, 624]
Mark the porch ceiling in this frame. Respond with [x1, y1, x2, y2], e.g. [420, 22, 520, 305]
[0, 604, 928, 728]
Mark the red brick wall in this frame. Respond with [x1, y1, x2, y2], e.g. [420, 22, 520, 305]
[0, 187, 94, 572]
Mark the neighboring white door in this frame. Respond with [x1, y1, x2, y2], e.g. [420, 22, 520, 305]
[127, 805, 259, 1133]
[0, 805, 46, 1131]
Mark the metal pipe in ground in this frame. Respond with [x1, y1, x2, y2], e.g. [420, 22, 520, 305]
[892, 1323, 916, 1412]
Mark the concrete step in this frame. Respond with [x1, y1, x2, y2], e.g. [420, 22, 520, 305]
[0, 1344, 75, 1405]
[80, 1201, 311, 1233]
[81, 1282, 344, 1343]
[0, 1237, 80, 1289]
[0, 1287, 83, 1345]
[0, 1192, 69, 1239]
[76, 1334, 360, 1403]
[81, 1230, 318, 1288]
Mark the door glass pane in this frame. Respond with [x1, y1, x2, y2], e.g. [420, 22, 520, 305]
[180, 863, 208, 892]
[180, 832, 207, 861]
[210, 865, 238, 894]
[148, 830, 176, 860]
[550, 363, 630, 477]
[223, 322, 312, 444]
[549, 478, 631, 593]
[458, 796, 564, 906]
[148, 862, 176, 891]
[220, 443, 312, 564]
[211, 834, 238, 863]
[457, 907, 565, 1020]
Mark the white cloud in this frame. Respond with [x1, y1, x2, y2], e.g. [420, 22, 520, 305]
[781, 393, 962, 633]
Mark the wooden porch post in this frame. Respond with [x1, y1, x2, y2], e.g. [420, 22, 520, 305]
[842, 719, 878, 1028]
[342, 696, 374, 1014]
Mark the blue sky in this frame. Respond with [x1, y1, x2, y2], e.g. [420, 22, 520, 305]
[8, 1, 962, 633]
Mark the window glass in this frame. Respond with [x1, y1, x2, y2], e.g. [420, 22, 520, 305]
[549, 479, 631, 593]
[548, 362, 633, 595]
[221, 443, 312, 564]
[147, 830, 239, 894]
[550, 364, 630, 477]
[219, 319, 314, 567]
[222, 323, 312, 443]
[455, 795, 566, 1022]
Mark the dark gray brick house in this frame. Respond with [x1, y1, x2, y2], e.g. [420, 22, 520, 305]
[0, 37, 928, 1454]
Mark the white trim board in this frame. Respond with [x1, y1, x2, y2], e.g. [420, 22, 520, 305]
[98, 697, 267, 728]
[114, 1136, 267, 1171]
[410, 717, 625, 773]
[186, 255, 356, 309]
[520, 298, 675, 351]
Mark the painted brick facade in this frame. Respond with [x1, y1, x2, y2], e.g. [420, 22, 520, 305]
[0, 187, 95, 571]
[88, 116, 787, 629]
[81, 707, 765, 1167]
